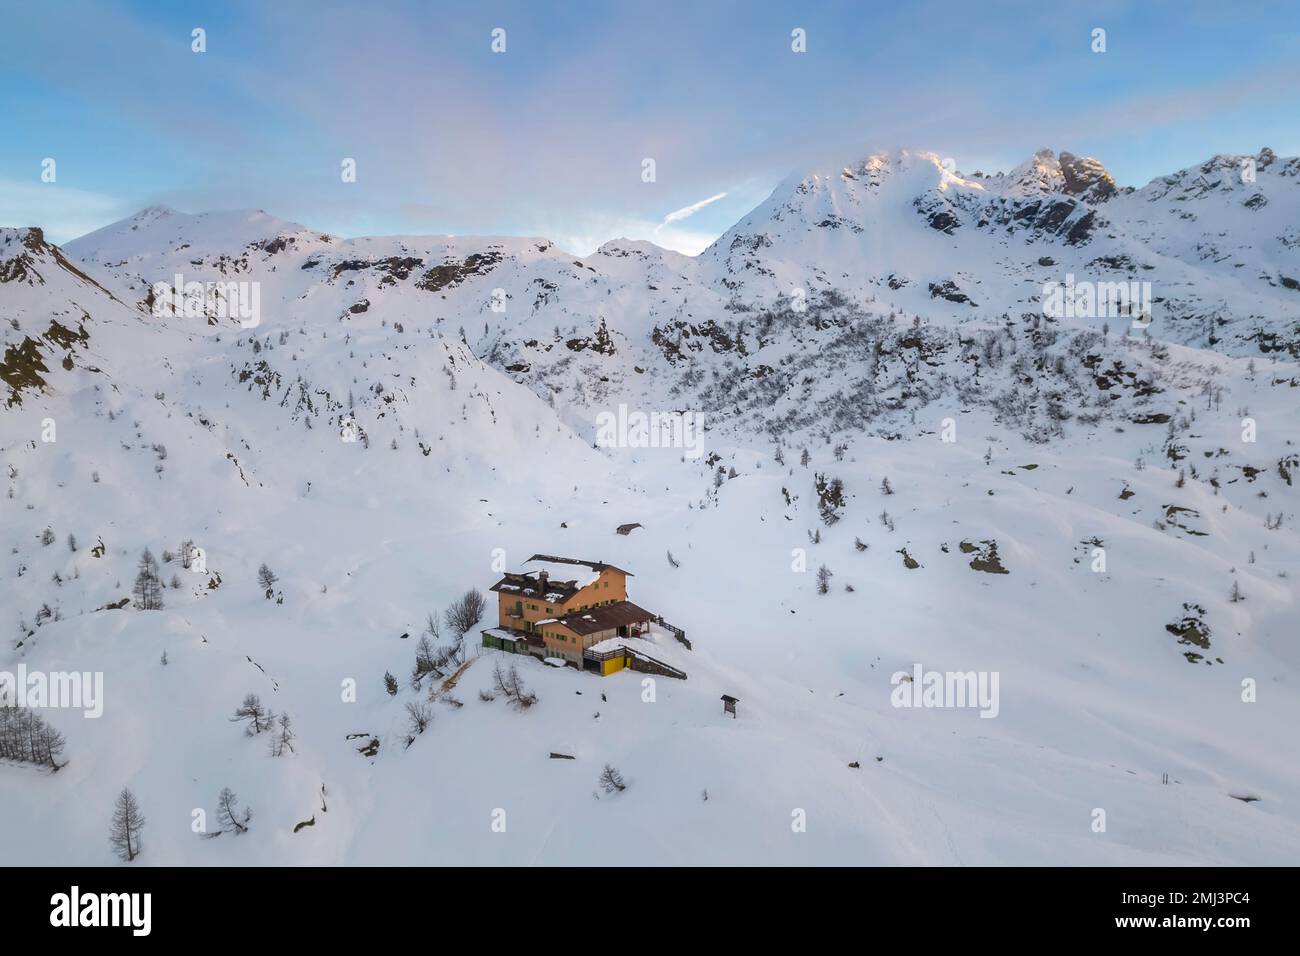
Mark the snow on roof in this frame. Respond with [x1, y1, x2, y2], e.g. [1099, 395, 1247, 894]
[491, 574, 585, 604]
[526, 554, 633, 577]
[523, 560, 600, 589]
[586, 633, 658, 655]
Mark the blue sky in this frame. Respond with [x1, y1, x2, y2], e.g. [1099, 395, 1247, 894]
[3, 0, 1298, 253]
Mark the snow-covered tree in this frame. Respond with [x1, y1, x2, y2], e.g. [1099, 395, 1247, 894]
[0, 706, 67, 769]
[493, 662, 537, 709]
[215, 787, 250, 834]
[132, 548, 164, 610]
[414, 635, 437, 678]
[816, 565, 833, 594]
[257, 563, 279, 598]
[598, 764, 627, 794]
[405, 700, 431, 736]
[109, 787, 145, 862]
[268, 713, 295, 757]
[815, 473, 845, 525]
[445, 588, 486, 635]
[230, 693, 272, 734]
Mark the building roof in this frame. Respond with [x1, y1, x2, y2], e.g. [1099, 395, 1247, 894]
[545, 600, 655, 637]
[526, 554, 633, 577]
[489, 555, 633, 606]
[490, 573, 583, 604]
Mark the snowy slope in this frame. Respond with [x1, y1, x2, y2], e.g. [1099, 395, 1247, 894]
[3, 146, 1299, 865]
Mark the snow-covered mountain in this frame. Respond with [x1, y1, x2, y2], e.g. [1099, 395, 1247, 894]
[704, 147, 1300, 353]
[3, 146, 1299, 865]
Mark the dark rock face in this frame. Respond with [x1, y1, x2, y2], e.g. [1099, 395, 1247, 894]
[332, 256, 426, 282]
[415, 251, 503, 292]
[565, 317, 616, 355]
[913, 194, 962, 234]
[928, 280, 977, 306]
[1064, 210, 1097, 246]
[980, 195, 1096, 245]
[816, 215, 863, 234]
[251, 236, 295, 255]
[927, 210, 960, 233]
[1058, 151, 1118, 203]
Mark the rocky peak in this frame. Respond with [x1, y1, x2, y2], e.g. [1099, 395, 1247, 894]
[1057, 151, 1117, 202]
[1005, 148, 1116, 203]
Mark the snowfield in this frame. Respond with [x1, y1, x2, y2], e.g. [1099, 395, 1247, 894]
[2, 147, 1298, 865]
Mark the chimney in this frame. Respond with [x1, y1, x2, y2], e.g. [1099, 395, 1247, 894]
[537, 570, 549, 595]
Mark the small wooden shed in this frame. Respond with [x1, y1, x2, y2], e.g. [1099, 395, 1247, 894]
[720, 694, 739, 718]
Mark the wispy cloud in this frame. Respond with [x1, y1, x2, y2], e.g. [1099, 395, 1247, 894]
[658, 192, 729, 229]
